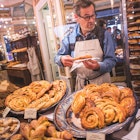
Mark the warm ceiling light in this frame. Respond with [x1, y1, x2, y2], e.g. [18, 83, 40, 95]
[110, 0, 114, 9]
[0, 4, 4, 7]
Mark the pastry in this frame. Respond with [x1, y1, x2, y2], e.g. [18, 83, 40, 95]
[71, 83, 135, 129]
[101, 91, 119, 103]
[96, 100, 126, 125]
[7, 95, 32, 111]
[86, 91, 101, 102]
[136, 19, 140, 23]
[73, 54, 92, 60]
[120, 96, 136, 117]
[29, 80, 52, 98]
[128, 26, 139, 31]
[10, 134, 24, 140]
[20, 116, 73, 140]
[5, 80, 66, 112]
[119, 87, 133, 101]
[71, 90, 86, 116]
[83, 83, 100, 94]
[128, 39, 138, 44]
[80, 107, 105, 129]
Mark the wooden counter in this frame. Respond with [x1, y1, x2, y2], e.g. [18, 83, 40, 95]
[6, 67, 31, 87]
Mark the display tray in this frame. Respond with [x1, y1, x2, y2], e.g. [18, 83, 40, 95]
[54, 92, 138, 138]
[0, 117, 20, 140]
[9, 89, 68, 115]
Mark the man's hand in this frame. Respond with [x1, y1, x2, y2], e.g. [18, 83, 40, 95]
[61, 55, 74, 67]
[83, 59, 100, 70]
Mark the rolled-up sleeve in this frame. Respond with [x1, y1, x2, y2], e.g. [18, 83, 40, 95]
[54, 38, 70, 66]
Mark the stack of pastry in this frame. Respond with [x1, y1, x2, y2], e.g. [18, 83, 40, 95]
[10, 116, 73, 140]
[71, 83, 136, 129]
[5, 80, 67, 112]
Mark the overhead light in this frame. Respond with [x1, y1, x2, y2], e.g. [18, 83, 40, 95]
[110, 0, 114, 9]
[0, 4, 4, 8]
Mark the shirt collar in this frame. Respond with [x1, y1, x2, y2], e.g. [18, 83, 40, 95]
[76, 24, 94, 38]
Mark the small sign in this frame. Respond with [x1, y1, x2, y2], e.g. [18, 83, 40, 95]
[2, 107, 11, 118]
[24, 108, 37, 119]
[86, 132, 105, 140]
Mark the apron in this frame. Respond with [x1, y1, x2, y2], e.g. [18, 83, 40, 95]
[74, 39, 111, 91]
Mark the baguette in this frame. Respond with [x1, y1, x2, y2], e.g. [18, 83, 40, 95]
[73, 55, 92, 60]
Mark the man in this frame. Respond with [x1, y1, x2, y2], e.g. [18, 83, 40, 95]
[105, 27, 116, 50]
[54, 0, 116, 91]
[112, 26, 122, 49]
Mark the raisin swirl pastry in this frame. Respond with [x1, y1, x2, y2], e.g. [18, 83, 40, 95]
[120, 96, 136, 117]
[96, 100, 126, 125]
[119, 87, 133, 101]
[99, 83, 121, 98]
[86, 91, 101, 102]
[80, 107, 105, 129]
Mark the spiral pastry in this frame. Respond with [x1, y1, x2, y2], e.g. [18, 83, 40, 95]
[97, 101, 126, 125]
[119, 87, 133, 101]
[8, 95, 32, 111]
[15, 86, 37, 101]
[80, 107, 105, 129]
[83, 83, 100, 94]
[101, 91, 119, 103]
[29, 80, 52, 98]
[120, 96, 136, 117]
[99, 83, 121, 98]
[86, 91, 101, 102]
[71, 90, 86, 116]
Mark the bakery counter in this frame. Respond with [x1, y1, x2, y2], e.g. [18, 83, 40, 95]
[6, 67, 31, 87]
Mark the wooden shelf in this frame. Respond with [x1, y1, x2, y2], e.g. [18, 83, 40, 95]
[11, 47, 27, 53]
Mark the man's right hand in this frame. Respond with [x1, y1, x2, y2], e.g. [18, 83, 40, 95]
[61, 55, 74, 67]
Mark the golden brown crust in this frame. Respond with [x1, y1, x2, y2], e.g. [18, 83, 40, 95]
[80, 107, 105, 129]
[10, 134, 24, 140]
[5, 80, 66, 112]
[119, 87, 133, 101]
[71, 84, 135, 129]
[98, 101, 126, 124]
[120, 96, 136, 117]
[20, 116, 73, 140]
[73, 55, 92, 61]
[71, 90, 86, 116]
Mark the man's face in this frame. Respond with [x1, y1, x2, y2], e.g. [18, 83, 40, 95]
[77, 5, 96, 35]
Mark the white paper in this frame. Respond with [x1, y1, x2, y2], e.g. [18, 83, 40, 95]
[70, 57, 100, 72]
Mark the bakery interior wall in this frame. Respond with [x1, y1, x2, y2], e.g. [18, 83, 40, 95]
[0, 0, 45, 84]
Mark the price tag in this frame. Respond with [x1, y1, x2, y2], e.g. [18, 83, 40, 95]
[86, 132, 105, 140]
[2, 107, 11, 118]
[24, 108, 37, 119]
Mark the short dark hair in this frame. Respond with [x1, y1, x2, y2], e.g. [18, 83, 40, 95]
[107, 27, 111, 30]
[73, 0, 96, 16]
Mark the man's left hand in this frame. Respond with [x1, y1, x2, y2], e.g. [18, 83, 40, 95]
[82, 59, 100, 70]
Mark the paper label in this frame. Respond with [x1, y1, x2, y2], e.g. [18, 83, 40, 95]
[86, 132, 105, 140]
[24, 108, 37, 119]
[2, 107, 11, 118]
